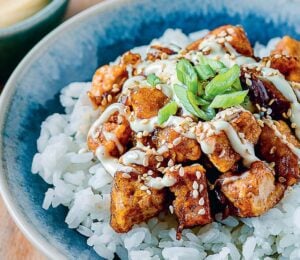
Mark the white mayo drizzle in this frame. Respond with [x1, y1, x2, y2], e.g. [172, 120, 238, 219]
[199, 120, 259, 167]
[95, 146, 136, 177]
[261, 67, 300, 140]
[145, 175, 177, 190]
[120, 149, 147, 166]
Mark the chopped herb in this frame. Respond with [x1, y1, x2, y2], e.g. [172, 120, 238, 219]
[176, 58, 198, 95]
[157, 101, 178, 125]
[209, 90, 249, 108]
[204, 64, 240, 100]
[195, 64, 215, 80]
[147, 73, 161, 86]
[187, 91, 214, 121]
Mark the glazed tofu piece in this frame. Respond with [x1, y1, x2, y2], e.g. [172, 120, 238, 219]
[186, 25, 253, 57]
[219, 161, 286, 217]
[128, 88, 168, 119]
[87, 112, 132, 157]
[88, 52, 141, 109]
[196, 110, 261, 172]
[110, 166, 166, 233]
[153, 127, 201, 163]
[166, 164, 212, 238]
[267, 36, 300, 82]
[258, 120, 300, 186]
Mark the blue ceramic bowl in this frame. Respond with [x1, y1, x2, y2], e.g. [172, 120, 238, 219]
[0, 0, 299, 259]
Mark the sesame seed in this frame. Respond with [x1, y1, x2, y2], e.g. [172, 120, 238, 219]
[155, 155, 164, 162]
[199, 184, 204, 193]
[202, 46, 211, 53]
[268, 99, 275, 106]
[168, 159, 174, 167]
[148, 170, 154, 175]
[291, 123, 297, 128]
[172, 137, 182, 146]
[179, 167, 185, 177]
[225, 35, 233, 42]
[198, 208, 206, 215]
[244, 73, 251, 78]
[258, 120, 264, 127]
[169, 205, 174, 214]
[101, 97, 107, 106]
[246, 78, 252, 86]
[141, 119, 149, 124]
[140, 185, 148, 191]
[192, 181, 199, 190]
[192, 190, 199, 198]
[143, 130, 149, 136]
[270, 146, 276, 154]
[256, 103, 261, 110]
[122, 173, 131, 178]
[269, 162, 275, 168]
[267, 108, 272, 115]
[143, 157, 149, 167]
[261, 107, 267, 112]
[287, 109, 292, 117]
[168, 143, 174, 149]
[279, 176, 286, 183]
[274, 54, 282, 59]
[266, 60, 271, 68]
[199, 198, 205, 206]
[196, 171, 201, 179]
[136, 132, 143, 138]
[156, 85, 162, 90]
[107, 94, 113, 103]
[282, 112, 288, 119]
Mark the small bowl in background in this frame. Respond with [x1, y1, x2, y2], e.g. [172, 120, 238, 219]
[0, 0, 69, 81]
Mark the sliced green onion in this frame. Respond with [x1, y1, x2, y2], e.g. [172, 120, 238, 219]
[195, 64, 215, 80]
[198, 54, 226, 72]
[157, 101, 178, 125]
[202, 105, 216, 119]
[147, 73, 161, 86]
[204, 64, 240, 100]
[194, 96, 210, 106]
[186, 91, 214, 121]
[232, 78, 242, 91]
[209, 90, 249, 109]
[176, 58, 198, 95]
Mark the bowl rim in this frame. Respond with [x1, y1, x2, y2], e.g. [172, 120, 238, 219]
[0, 0, 68, 38]
[0, 0, 129, 258]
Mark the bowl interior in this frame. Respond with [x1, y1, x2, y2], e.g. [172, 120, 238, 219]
[1, 0, 300, 259]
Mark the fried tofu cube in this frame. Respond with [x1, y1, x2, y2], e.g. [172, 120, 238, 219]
[196, 110, 261, 172]
[88, 52, 141, 109]
[269, 36, 300, 82]
[219, 161, 286, 217]
[186, 25, 253, 57]
[128, 88, 168, 119]
[166, 164, 212, 238]
[110, 167, 166, 233]
[258, 120, 300, 186]
[153, 127, 201, 163]
[87, 112, 132, 157]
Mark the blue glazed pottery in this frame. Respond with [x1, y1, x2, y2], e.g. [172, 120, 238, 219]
[0, 0, 299, 259]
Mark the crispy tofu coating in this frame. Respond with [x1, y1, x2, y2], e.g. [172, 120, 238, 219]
[258, 120, 300, 186]
[153, 127, 201, 163]
[87, 112, 132, 157]
[197, 110, 261, 172]
[268, 36, 300, 82]
[186, 25, 253, 57]
[128, 88, 168, 119]
[219, 161, 285, 217]
[110, 167, 166, 233]
[166, 164, 212, 238]
[88, 52, 141, 109]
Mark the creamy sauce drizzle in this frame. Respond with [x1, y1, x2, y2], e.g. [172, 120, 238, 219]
[261, 67, 300, 140]
[200, 120, 259, 167]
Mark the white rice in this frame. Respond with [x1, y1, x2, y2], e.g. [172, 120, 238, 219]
[31, 29, 300, 260]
